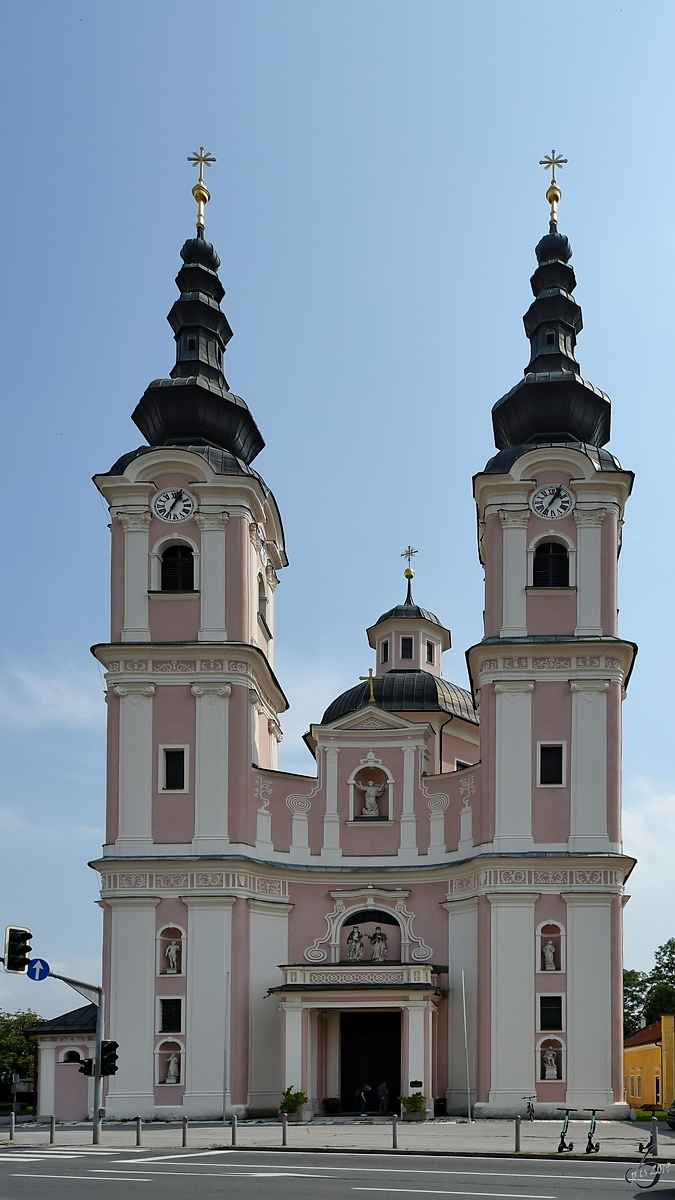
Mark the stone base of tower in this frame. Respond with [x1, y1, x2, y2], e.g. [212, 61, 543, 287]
[473, 1100, 629, 1120]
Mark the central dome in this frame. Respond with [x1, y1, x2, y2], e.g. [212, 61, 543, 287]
[321, 670, 477, 725]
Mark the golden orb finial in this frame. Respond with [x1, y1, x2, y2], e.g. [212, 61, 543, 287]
[539, 150, 568, 228]
[404, 567, 415, 580]
[187, 146, 216, 232]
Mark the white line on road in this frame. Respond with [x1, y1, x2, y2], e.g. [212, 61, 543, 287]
[13, 1174, 153, 1182]
[353, 1190, 555, 1199]
[113, 1150, 233, 1162]
[104, 1160, 628, 1182]
[93, 1169, 330, 1178]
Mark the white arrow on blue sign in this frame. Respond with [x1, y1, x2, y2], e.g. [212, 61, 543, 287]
[27, 959, 50, 981]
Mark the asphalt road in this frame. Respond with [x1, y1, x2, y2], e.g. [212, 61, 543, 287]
[0, 1148, 674, 1200]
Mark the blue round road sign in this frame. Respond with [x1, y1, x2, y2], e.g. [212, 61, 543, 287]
[27, 958, 50, 981]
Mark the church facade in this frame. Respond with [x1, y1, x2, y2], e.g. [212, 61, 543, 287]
[84, 170, 634, 1120]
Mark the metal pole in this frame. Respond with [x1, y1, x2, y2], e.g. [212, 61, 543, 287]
[461, 969, 472, 1121]
[50, 1115, 55, 1145]
[282, 1112, 288, 1146]
[515, 1114, 521, 1152]
[9, 1112, 15, 1142]
[231, 1113, 237, 1146]
[651, 1114, 659, 1155]
[136, 1116, 142, 1147]
[392, 1112, 398, 1149]
[182, 1116, 188, 1147]
[92, 992, 105, 1145]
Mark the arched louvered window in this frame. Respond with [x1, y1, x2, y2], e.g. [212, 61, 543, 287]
[533, 541, 569, 588]
[161, 545, 194, 592]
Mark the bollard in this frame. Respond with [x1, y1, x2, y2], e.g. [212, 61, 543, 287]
[136, 1116, 142, 1147]
[232, 1113, 237, 1147]
[282, 1112, 288, 1146]
[9, 1112, 15, 1142]
[651, 1114, 659, 1156]
[515, 1114, 521, 1152]
[182, 1115, 188, 1147]
[50, 1115, 55, 1145]
[392, 1113, 398, 1149]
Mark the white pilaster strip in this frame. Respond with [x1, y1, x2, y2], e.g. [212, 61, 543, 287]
[488, 893, 538, 1107]
[321, 748, 341, 857]
[399, 745, 418, 855]
[247, 899, 293, 1109]
[195, 512, 228, 642]
[564, 893, 614, 1108]
[499, 510, 529, 637]
[191, 684, 231, 854]
[118, 511, 151, 642]
[569, 680, 610, 852]
[182, 895, 235, 1118]
[37, 1043, 56, 1118]
[114, 685, 155, 855]
[574, 509, 604, 636]
[443, 897, 478, 1111]
[105, 897, 159, 1118]
[494, 681, 535, 851]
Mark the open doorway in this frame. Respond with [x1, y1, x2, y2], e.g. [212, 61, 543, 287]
[340, 1011, 401, 1113]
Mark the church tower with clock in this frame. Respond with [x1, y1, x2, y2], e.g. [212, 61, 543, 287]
[36, 151, 635, 1124]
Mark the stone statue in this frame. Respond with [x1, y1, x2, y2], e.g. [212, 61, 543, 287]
[355, 778, 385, 818]
[543, 1047, 558, 1080]
[165, 941, 181, 974]
[165, 1053, 180, 1084]
[369, 925, 388, 963]
[543, 940, 556, 971]
[347, 927, 364, 961]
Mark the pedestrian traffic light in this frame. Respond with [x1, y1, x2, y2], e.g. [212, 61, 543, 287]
[3, 926, 32, 973]
[78, 1058, 95, 1076]
[100, 1041, 119, 1076]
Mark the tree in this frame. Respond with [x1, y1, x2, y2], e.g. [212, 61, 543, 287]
[0, 1009, 41, 1082]
[624, 969, 649, 1038]
[651, 938, 675, 985]
[643, 980, 675, 1027]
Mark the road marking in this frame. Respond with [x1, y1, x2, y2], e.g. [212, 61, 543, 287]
[353, 1191, 556, 1199]
[105, 1160, 627, 1183]
[93, 1168, 329, 1178]
[13, 1174, 153, 1182]
[113, 1150, 234, 1162]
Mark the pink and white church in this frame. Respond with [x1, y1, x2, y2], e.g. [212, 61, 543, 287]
[34, 173, 636, 1121]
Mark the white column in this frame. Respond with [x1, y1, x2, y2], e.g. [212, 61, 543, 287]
[37, 1043, 56, 1118]
[569, 681, 610, 852]
[398, 745, 418, 856]
[564, 893, 614, 1108]
[488, 893, 538, 1108]
[325, 1011, 340, 1098]
[105, 897, 159, 1118]
[182, 896, 235, 1118]
[574, 509, 604, 636]
[444, 897, 478, 1111]
[282, 1002, 305, 1092]
[494, 682, 535, 851]
[248, 899, 293, 1109]
[114, 684, 155, 855]
[322, 748, 341, 857]
[191, 684, 231, 854]
[404, 1002, 433, 1112]
[196, 512, 228, 642]
[118, 511, 151, 642]
[500, 510, 529, 638]
[287, 796, 311, 859]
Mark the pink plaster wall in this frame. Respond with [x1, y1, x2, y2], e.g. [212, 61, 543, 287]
[152, 685, 195, 844]
[149, 596, 200, 642]
[531, 681, 571, 844]
[54, 1046, 91, 1120]
[266, 769, 317, 853]
[105, 691, 120, 844]
[442, 732, 479, 771]
[526, 593, 576, 636]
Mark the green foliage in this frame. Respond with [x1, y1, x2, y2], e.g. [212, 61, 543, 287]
[625, 937, 675, 1036]
[644, 980, 675, 1026]
[323, 1096, 340, 1113]
[0, 1010, 41, 1081]
[279, 1086, 308, 1112]
[399, 1091, 426, 1112]
[652, 938, 675, 984]
[624, 969, 650, 1037]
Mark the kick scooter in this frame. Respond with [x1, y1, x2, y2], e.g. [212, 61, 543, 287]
[584, 1108, 603, 1153]
[557, 1107, 574, 1153]
[522, 1096, 536, 1121]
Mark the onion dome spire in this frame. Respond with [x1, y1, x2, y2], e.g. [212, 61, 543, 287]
[489, 153, 611, 457]
[131, 149, 264, 464]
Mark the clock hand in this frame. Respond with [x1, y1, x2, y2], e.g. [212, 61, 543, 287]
[166, 490, 184, 514]
[542, 485, 563, 515]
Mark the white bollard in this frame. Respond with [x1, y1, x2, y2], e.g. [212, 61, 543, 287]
[515, 1114, 521, 1152]
[232, 1113, 237, 1146]
[282, 1112, 288, 1146]
[9, 1112, 15, 1142]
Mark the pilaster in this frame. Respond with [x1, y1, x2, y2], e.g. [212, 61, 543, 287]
[190, 683, 231, 854]
[117, 511, 151, 642]
[181, 895, 236, 1118]
[105, 897, 159, 1118]
[499, 509, 529, 637]
[569, 680, 610, 852]
[574, 509, 604, 637]
[487, 892, 538, 1107]
[114, 684, 155, 855]
[195, 512, 228, 642]
[564, 892, 615, 1108]
[493, 681, 534, 851]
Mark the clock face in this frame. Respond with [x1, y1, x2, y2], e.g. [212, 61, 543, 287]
[530, 484, 575, 520]
[152, 488, 196, 523]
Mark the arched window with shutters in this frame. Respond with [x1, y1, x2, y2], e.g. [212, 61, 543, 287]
[533, 541, 569, 588]
[161, 544, 194, 592]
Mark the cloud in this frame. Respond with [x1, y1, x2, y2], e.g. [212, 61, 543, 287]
[276, 654, 351, 775]
[623, 775, 675, 972]
[0, 658, 105, 730]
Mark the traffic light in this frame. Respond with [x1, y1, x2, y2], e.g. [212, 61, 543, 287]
[3, 926, 32, 973]
[78, 1058, 95, 1076]
[100, 1041, 119, 1076]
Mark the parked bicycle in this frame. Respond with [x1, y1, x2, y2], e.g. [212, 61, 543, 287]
[522, 1095, 536, 1122]
[584, 1108, 603, 1154]
[557, 1107, 574, 1153]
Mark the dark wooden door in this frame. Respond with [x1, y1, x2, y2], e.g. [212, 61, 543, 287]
[340, 1011, 401, 1113]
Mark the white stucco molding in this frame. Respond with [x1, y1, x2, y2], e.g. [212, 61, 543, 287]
[494, 681, 535, 693]
[194, 512, 229, 531]
[499, 509, 530, 528]
[573, 508, 606, 527]
[569, 680, 610, 693]
[303, 887, 432, 964]
[115, 510, 152, 532]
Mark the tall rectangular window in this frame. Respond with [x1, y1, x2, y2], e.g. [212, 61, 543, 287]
[401, 636, 413, 659]
[539, 995, 563, 1030]
[637, 1074, 642, 1099]
[160, 998, 182, 1033]
[630, 1075, 635, 1098]
[655, 1075, 660, 1104]
[164, 749, 185, 791]
[381, 640, 389, 663]
[426, 641, 434, 663]
[539, 744, 564, 786]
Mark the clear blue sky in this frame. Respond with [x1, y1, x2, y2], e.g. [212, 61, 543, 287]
[0, 0, 672, 1015]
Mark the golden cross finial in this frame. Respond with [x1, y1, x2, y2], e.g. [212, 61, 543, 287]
[539, 150, 567, 228]
[401, 545, 418, 566]
[187, 146, 216, 231]
[359, 667, 383, 703]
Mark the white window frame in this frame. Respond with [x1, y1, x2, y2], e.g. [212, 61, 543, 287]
[400, 634, 415, 661]
[426, 640, 435, 665]
[535, 919, 566, 974]
[527, 531, 576, 588]
[537, 992, 566, 1033]
[150, 534, 200, 592]
[156, 995, 185, 1036]
[537, 741, 566, 788]
[380, 638, 389, 665]
[158, 744, 189, 794]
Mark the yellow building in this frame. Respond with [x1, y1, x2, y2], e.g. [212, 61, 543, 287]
[624, 1015, 675, 1109]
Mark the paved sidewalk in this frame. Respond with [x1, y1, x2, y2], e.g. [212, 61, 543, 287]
[1, 1118, 674, 1159]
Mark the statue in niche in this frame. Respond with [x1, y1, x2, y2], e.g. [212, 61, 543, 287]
[543, 940, 557, 971]
[165, 1053, 180, 1084]
[347, 927, 364, 961]
[165, 940, 181, 974]
[355, 778, 385, 818]
[369, 926, 388, 963]
[542, 1047, 558, 1080]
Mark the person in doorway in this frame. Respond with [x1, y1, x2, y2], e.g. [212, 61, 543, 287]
[377, 1081, 389, 1115]
[359, 1084, 371, 1115]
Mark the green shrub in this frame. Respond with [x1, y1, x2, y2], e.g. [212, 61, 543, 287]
[279, 1086, 308, 1113]
[323, 1096, 340, 1113]
[399, 1092, 426, 1113]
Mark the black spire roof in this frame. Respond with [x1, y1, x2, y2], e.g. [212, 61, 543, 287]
[131, 230, 264, 464]
[374, 572, 444, 628]
[488, 221, 611, 465]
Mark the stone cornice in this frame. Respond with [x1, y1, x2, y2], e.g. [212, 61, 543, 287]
[467, 638, 636, 694]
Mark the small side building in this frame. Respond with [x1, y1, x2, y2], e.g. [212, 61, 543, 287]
[624, 1015, 675, 1109]
[27, 1005, 97, 1121]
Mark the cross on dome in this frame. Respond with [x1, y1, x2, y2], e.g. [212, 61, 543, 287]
[539, 149, 568, 229]
[187, 146, 216, 231]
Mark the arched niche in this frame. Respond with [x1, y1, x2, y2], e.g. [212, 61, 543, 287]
[155, 1039, 184, 1086]
[536, 921, 565, 973]
[157, 925, 186, 976]
[340, 907, 402, 963]
[537, 1036, 566, 1082]
[348, 755, 394, 821]
[59, 1048, 84, 1064]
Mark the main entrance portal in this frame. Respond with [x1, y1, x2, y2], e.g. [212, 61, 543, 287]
[340, 1011, 401, 1113]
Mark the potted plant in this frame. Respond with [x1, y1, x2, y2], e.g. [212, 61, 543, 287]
[323, 1096, 340, 1114]
[279, 1086, 309, 1122]
[399, 1091, 427, 1121]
